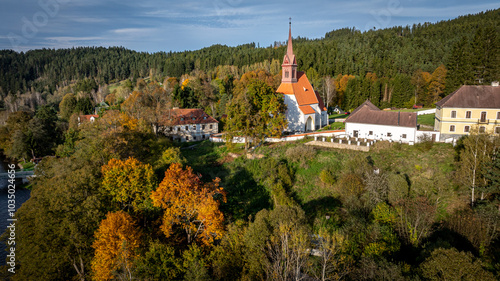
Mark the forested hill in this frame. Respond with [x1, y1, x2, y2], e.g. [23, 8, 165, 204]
[0, 8, 498, 106]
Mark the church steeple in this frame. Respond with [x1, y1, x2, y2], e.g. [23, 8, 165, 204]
[282, 18, 297, 83]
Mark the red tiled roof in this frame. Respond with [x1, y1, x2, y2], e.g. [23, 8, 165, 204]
[299, 105, 316, 114]
[79, 114, 98, 121]
[161, 108, 218, 126]
[277, 71, 327, 113]
[346, 100, 417, 128]
[435, 85, 500, 108]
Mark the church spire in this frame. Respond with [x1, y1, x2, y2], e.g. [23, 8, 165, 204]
[282, 18, 297, 83]
[287, 17, 294, 57]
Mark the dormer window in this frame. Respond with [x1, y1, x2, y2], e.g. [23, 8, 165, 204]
[204, 116, 207, 120]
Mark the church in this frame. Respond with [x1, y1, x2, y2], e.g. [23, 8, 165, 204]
[276, 21, 328, 132]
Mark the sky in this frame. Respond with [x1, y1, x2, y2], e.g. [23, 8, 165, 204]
[0, 0, 498, 53]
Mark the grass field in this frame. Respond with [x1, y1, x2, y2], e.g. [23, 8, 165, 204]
[329, 113, 349, 119]
[178, 137, 460, 222]
[418, 113, 436, 127]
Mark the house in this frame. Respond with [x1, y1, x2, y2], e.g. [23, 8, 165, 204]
[78, 114, 99, 124]
[276, 21, 328, 132]
[345, 100, 418, 143]
[159, 108, 218, 142]
[434, 83, 500, 140]
[332, 105, 345, 114]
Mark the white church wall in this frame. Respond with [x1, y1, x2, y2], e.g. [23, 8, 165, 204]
[284, 94, 305, 132]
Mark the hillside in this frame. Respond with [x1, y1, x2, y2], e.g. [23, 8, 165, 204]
[0, 9, 498, 112]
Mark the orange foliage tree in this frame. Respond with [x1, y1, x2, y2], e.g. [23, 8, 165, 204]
[151, 163, 226, 245]
[101, 157, 156, 212]
[91, 211, 142, 280]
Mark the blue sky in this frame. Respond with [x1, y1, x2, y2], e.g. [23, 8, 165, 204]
[0, 0, 498, 53]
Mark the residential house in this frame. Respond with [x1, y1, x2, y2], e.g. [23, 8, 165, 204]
[78, 114, 99, 124]
[160, 108, 218, 142]
[345, 100, 418, 143]
[276, 21, 328, 132]
[434, 83, 500, 140]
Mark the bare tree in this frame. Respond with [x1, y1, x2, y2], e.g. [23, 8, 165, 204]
[322, 76, 336, 110]
[314, 228, 350, 281]
[266, 223, 310, 281]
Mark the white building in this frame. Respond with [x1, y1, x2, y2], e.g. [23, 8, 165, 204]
[345, 100, 418, 143]
[276, 22, 328, 132]
[159, 108, 218, 142]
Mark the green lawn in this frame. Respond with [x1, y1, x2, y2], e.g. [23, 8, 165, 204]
[418, 113, 435, 127]
[329, 113, 349, 119]
[320, 122, 345, 131]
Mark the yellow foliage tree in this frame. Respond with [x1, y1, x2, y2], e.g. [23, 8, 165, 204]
[101, 157, 156, 212]
[91, 211, 141, 281]
[151, 163, 226, 245]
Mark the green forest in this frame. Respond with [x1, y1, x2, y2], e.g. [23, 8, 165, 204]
[0, 9, 499, 115]
[0, 8, 499, 281]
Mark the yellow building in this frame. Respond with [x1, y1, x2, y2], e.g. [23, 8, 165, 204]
[435, 84, 500, 139]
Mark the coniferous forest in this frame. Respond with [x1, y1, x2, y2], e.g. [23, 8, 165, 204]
[0, 8, 499, 281]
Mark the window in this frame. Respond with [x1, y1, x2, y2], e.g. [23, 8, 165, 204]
[285, 71, 289, 78]
[181, 117, 184, 121]
[387, 132, 392, 137]
[192, 117, 196, 120]
[451, 111, 456, 118]
[464, 126, 470, 133]
[497, 112, 500, 119]
[369, 131, 373, 136]
[450, 125, 455, 132]
[466, 111, 471, 118]
[193, 136, 196, 140]
[202, 125, 205, 130]
[479, 126, 486, 133]
[185, 126, 188, 130]
[480, 112, 487, 122]
[292, 70, 295, 79]
[209, 124, 213, 129]
[402, 134, 407, 139]
[204, 116, 207, 120]
[496, 127, 500, 134]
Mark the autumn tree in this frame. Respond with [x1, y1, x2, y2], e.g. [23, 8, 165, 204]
[91, 211, 142, 281]
[101, 157, 156, 212]
[225, 79, 287, 150]
[427, 65, 447, 104]
[150, 163, 226, 245]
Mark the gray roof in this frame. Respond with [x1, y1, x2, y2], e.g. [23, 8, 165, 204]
[346, 100, 417, 128]
[435, 85, 500, 108]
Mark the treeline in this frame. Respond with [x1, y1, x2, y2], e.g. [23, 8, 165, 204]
[1, 9, 499, 112]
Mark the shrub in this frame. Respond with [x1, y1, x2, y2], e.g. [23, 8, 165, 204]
[285, 145, 316, 167]
[320, 168, 337, 186]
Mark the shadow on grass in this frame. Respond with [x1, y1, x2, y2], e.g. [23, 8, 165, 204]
[302, 196, 342, 223]
[221, 168, 271, 222]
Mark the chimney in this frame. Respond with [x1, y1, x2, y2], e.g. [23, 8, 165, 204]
[492, 81, 499, 87]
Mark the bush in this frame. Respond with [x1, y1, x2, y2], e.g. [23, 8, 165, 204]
[320, 168, 337, 186]
[285, 145, 316, 167]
